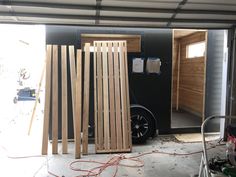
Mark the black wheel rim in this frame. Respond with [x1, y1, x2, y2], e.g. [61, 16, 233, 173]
[131, 114, 149, 139]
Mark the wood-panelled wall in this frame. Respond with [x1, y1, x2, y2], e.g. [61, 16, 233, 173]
[172, 31, 206, 117]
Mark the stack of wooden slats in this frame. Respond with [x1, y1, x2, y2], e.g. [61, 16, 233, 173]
[94, 41, 132, 153]
[41, 41, 131, 159]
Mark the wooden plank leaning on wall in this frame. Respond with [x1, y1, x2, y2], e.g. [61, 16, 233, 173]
[69, 46, 81, 158]
[75, 49, 82, 158]
[82, 43, 91, 155]
[42, 45, 52, 155]
[61, 45, 68, 154]
[52, 45, 59, 154]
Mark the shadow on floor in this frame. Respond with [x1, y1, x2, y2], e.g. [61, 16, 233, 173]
[171, 109, 202, 128]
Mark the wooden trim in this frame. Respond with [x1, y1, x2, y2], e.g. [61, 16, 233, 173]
[61, 45, 68, 154]
[52, 45, 58, 154]
[176, 42, 181, 111]
[42, 45, 52, 155]
[202, 31, 208, 121]
[82, 43, 91, 155]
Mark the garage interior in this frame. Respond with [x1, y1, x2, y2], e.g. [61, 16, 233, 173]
[0, 0, 236, 177]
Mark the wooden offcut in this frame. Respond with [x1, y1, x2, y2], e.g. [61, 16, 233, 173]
[42, 45, 52, 155]
[82, 43, 90, 155]
[61, 45, 68, 154]
[52, 45, 59, 154]
[94, 41, 132, 153]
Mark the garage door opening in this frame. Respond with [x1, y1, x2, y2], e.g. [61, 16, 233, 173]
[0, 24, 45, 157]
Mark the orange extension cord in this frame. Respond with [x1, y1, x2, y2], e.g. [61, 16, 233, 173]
[0, 142, 224, 177]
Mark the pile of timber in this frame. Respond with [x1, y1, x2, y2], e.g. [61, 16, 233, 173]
[41, 41, 131, 159]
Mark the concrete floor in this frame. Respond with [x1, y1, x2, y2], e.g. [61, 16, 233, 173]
[0, 103, 225, 177]
[172, 110, 202, 128]
[0, 134, 225, 177]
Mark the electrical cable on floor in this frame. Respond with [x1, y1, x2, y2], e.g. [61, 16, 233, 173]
[68, 143, 224, 177]
[0, 141, 225, 177]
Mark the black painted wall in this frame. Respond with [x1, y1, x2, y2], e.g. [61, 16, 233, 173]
[46, 25, 172, 138]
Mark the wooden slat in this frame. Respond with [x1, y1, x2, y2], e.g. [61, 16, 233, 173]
[202, 32, 208, 121]
[28, 61, 46, 135]
[123, 42, 132, 149]
[113, 42, 122, 150]
[102, 42, 110, 150]
[82, 43, 90, 155]
[96, 42, 104, 151]
[69, 46, 78, 157]
[52, 45, 58, 154]
[75, 49, 82, 158]
[42, 45, 52, 155]
[108, 42, 116, 150]
[61, 45, 68, 154]
[94, 43, 98, 150]
[119, 42, 128, 149]
[176, 43, 181, 111]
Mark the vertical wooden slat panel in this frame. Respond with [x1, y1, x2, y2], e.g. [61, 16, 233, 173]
[123, 42, 132, 149]
[42, 45, 52, 155]
[69, 46, 77, 157]
[113, 42, 123, 149]
[75, 49, 82, 158]
[119, 42, 128, 149]
[52, 45, 58, 154]
[94, 41, 131, 153]
[96, 42, 104, 150]
[108, 42, 116, 150]
[82, 43, 91, 155]
[102, 42, 110, 150]
[61, 45, 68, 154]
[94, 43, 98, 150]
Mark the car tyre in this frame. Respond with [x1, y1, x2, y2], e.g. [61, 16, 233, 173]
[131, 108, 155, 144]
